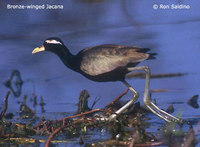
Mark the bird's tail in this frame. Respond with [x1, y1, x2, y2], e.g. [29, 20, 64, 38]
[147, 53, 157, 60]
[136, 48, 157, 60]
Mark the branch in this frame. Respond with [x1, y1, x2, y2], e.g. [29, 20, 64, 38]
[0, 91, 11, 120]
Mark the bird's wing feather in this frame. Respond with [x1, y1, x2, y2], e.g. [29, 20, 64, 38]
[79, 45, 149, 76]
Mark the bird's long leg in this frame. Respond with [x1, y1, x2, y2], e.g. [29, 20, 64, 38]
[150, 102, 181, 122]
[109, 66, 181, 123]
[126, 66, 181, 123]
[145, 105, 171, 123]
[108, 80, 139, 120]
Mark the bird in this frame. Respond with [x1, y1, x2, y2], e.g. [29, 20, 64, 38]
[32, 37, 181, 123]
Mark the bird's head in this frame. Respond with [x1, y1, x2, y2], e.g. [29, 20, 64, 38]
[32, 37, 65, 54]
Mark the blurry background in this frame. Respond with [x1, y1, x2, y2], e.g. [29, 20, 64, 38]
[0, 0, 199, 126]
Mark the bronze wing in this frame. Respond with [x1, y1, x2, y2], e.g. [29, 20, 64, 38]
[79, 44, 149, 76]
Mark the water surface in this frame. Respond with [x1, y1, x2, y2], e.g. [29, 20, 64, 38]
[0, 0, 200, 146]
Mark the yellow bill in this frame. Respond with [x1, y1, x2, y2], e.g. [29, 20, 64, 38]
[32, 46, 45, 54]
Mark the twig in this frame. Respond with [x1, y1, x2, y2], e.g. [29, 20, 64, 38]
[149, 89, 169, 93]
[106, 89, 129, 108]
[46, 115, 104, 147]
[128, 129, 138, 147]
[34, 109, 105, 130]
[134, 141, 164, 146]
[126, 72, 187, 79]
[0, 91, 11, 120]
[91, 96, 101, 109]
[45, 125, 66, 147]
[62, 109, 105, 125]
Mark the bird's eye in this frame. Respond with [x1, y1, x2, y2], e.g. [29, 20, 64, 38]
[45, 40, 62, 45]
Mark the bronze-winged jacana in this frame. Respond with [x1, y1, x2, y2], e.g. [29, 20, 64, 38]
[32, 37, 181, 123]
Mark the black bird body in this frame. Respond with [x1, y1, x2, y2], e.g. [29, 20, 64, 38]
[32, 37, 182, 123]
[38, 39, 155, 82]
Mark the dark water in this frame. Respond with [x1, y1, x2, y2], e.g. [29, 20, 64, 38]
[0, 0, 200, 146]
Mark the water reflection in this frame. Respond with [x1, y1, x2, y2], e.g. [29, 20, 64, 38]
[4, 70, 23, 97]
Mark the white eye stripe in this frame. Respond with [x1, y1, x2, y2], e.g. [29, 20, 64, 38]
[46, 40, 62, 45]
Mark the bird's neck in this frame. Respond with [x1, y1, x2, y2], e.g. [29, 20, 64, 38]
[56, 47, 75, 69]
